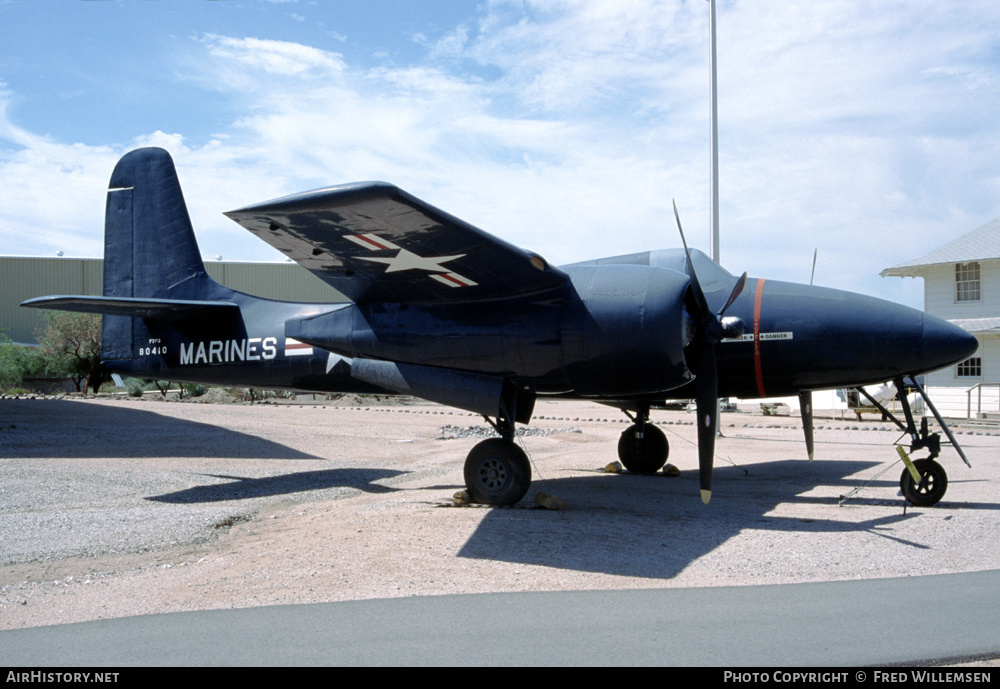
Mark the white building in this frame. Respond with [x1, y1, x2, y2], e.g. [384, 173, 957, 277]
[881, 218, 1000, 419]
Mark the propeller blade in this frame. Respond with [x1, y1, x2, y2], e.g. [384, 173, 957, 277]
[672, 199, 709, 316]
[799, 390, 814, 461]
[695, 346, 719, 504]
[719, 271, 747, 318]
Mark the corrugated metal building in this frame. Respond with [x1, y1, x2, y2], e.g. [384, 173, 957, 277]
[1, 256, 346, 345]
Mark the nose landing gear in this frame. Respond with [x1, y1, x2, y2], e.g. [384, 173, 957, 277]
[856, 376, 969, 507]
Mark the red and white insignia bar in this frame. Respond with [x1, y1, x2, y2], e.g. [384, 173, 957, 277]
[345, 233, 401, 252]
[430, 272, 477, 288]
[284, 338, 314, 357]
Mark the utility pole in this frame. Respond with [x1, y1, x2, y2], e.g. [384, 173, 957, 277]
[709, 0, 720, 264]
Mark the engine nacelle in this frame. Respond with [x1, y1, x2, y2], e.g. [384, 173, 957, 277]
[559, 264, 695, 397]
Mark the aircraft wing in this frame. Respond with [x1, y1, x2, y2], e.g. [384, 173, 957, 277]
[224, 182, 567, 304]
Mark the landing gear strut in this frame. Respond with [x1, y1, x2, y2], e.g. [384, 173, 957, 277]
[618, 405, 669, 474]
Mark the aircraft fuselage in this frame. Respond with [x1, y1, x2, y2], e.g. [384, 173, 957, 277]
[106, 262, 974, 406]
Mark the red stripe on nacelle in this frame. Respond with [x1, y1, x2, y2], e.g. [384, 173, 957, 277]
[753, 278, 767, 398]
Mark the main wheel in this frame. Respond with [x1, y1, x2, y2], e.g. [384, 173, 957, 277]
[900, 458, 948, 507]
[464, 438, 531, 506]
[617, 424, 669, 474]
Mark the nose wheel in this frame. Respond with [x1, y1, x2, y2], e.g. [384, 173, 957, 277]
[900, 458, 948, 507]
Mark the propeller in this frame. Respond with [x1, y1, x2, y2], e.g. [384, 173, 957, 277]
[672, 200, 747, 503]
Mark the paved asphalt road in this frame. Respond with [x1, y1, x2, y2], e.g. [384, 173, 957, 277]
[3, 570, 999, 666]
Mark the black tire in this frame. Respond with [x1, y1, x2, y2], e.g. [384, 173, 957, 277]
[617, 424, 669, 474]
[900, 458, 948, 507]
[464, 438, 531, 506]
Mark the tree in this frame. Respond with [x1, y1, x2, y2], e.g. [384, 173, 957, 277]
[37, 312, 104, 393]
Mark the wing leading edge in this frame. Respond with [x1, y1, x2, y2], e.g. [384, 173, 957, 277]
[224, 182, 567, 304]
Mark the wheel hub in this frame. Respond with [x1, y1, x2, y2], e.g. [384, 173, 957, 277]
[480, 457, 509, 491]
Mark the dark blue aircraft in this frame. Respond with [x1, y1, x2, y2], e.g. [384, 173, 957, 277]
[23, 148, 978, 507]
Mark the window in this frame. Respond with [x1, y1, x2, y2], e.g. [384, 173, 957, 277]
[956, 357, 982, 378]
[955, 262, 981, 302]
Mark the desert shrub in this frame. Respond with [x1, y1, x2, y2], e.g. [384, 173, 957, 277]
[125, 378, 148, 397]
[181, 383, 206, 398]
[0, 328, 49, 390]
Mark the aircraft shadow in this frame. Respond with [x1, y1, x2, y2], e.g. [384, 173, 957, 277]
[0, 398, 316, 460]
[456, 458, 940, 580]
[146, 468, 406, 503]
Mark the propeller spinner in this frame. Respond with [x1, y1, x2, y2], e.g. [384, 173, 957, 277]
[672, 200, 747, 503]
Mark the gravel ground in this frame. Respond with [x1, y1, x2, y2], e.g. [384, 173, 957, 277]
[1, 395, 999, 633]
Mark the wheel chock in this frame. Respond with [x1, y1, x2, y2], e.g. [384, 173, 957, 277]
[534, 492, 566, 510]
[662, 463, 681, 477]
[601, 461, 623, 473]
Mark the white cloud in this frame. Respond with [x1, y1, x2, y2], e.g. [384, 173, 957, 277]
[197, 34, 347, 84]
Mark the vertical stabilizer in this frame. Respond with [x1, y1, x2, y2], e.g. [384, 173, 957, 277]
[104, 147, 211, 299]
[101, 147, 217, 360]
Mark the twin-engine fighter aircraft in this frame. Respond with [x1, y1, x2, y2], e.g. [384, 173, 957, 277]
[23, 148, 978, 506]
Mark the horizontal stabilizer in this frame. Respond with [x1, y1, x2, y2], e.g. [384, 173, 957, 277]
[21, 295, 239, 321]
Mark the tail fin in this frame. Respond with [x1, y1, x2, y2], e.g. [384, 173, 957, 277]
[103, 147, 213, 302]
[101, 148, 223, 359]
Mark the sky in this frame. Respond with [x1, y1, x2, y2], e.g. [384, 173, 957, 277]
[1, 0, 998, 309]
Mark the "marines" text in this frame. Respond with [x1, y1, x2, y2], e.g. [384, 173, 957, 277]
[179, 337, 278, 365]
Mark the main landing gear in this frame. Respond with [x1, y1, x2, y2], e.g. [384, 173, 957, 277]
[463, 395, 532, 506]
[462, 401, 673, 506]
[617, 405, 669, 474]
[464, 438, 531, 506]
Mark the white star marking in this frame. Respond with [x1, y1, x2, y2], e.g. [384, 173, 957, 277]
[358, 248, 466, 274]
[326, 352, 353, 374]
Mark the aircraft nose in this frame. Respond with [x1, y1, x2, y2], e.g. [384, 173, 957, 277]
[920, 313, 978, 371]
[733, 282, 981, 393]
